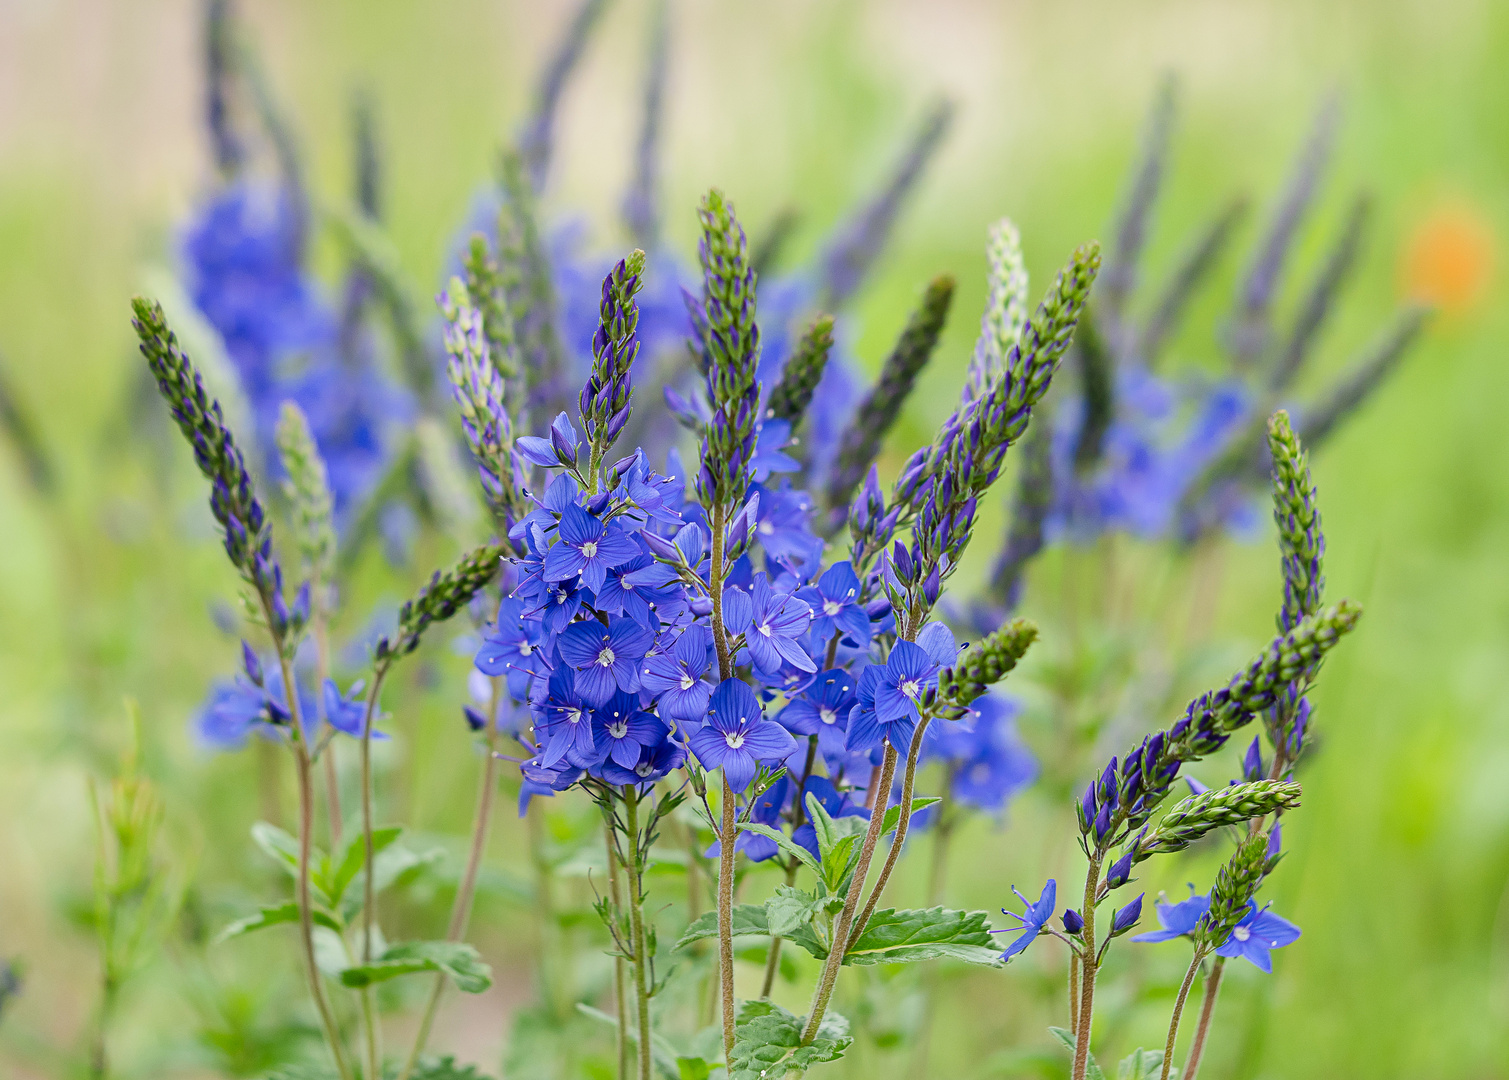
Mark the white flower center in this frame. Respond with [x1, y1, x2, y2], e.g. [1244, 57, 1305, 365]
[759, 521, 774, 535]
[819, 707, 837, 726]
[519, 642, 532, 655]
[724, 731, 746, 749]
[636, 762, 654, 776]
[757, 623, 772, 637]
[901, 679, 921, 698]
[581, 541, 598, 558]
[608, 721, 628, 738]
[823, 600, 841, 616]
[1233, 926, 1251, 942]
[566, 708, 582, 725]
[553, 588, 567, 604]
[680, 673, 695, 691]
[597, 647, 616, 667]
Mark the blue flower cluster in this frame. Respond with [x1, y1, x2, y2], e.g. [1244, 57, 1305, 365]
[182, 181, 408, 516]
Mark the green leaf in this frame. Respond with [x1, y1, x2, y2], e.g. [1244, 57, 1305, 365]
[842, 907, 1005, 967]
[1117, 1048, 1166, 1080]
[338, 940, 492, 993]
[1049, 1027, 1105, 1080]
[575, 1003, 683, 1079]
[822, 833, 860, 892]
[879, 797, 942, 835]
[320, 825, 403, 907]
[729, 1000, 851, 1080]
[214, 901, 342, 944]
[408, 1056, 497, 1080]
[735, 822, 822, 879]
[250, 822, 304, 876]
[676, 1058, 710, 1080]
[805, 793, 867, 859]
[675, 904, 827, 960]
[764, 885, 820, 937]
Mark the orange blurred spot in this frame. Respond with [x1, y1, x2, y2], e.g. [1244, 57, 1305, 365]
[1400, 203, 1494, 315]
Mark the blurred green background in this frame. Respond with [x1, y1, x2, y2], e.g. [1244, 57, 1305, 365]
[1, 0, 1506, 1077]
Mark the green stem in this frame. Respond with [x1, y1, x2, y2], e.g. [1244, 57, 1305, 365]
[1182, 956, 1225, 1080]
[1069, 953, 1080, 1036]
[1070, 855, 1104, 1080]
[798, 745, 898, 1047]
[909, 774, 955, 1080]
[358, 664, 391, 1080]
[607, 818, 630, 1080]
[399, 684, 504, 1080]
[1161, 951, 1207, 1080]
[717, 773, 738, 1062]
[848, 716, 933, 949]
[626, 788, 653, 1080]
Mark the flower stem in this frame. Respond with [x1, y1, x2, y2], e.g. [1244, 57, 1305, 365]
[398, 681, 503, 1080]
[1182, 956, 1225, 1080]
[799, 745, 898, 1047]
[626, 787, 653, 1080]
[358, 664, 391, 1080]
[909, 774, 955, 1079]
[761, 735, 819, 1000]
[607, 818, 630, 1080]
[1070, 855, 1104, 1080]
[314, 617, 343, 852]
[1161, 950, 1206, 1080]
[1069, 954, 1080, 1036]
[848, 716, 933, 949]
[717, 772, 738, 1062]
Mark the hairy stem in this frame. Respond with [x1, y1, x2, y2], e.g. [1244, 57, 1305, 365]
[358, 664, 391, 1080]
[909, 773, 956, 1080]
[1070, 855, 1104, 1080]
[799, 745, 898, 1047]
[1161, 951, 1207, 1080]
[848, 716, 933, 948]
[315, 619, 343, 852]
[399, 681, 504, 1080]
[626, 788, 653, 1080]
[1069, 954, 1080, 1036]
[718, 773, 738, 1061]
[607, 818, 630, 1080]
[1182, 956, 1226, 1080]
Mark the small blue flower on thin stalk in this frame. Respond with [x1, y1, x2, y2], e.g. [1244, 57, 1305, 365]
[639, 624, 714, 722]
[688, 679, 798, 793]
[544, 502, 641, 593]
[554, 617, 654, 706]
[995, 879, 1057, 961]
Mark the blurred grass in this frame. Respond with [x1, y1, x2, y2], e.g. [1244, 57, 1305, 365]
[2, 0, 1508, 1077]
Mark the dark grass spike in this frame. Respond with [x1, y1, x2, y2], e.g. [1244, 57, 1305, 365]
[622, 0, 668, 250]
[499, 148, 571, 428]
[1072, 312, 1115, 473]
[235, 32, 310, 260]
[819, 98, 955, 309]
[1229, 92, 1343, 368]
[827, 275, 954, 512]
[1293, 305, 1431, 452]
[337, 90, 383, 366]
[204, 0, 243, 177]
[0, 355, 53, 494]
[1100, 74, 1178, 326]
[518, 0, 613, 193]
[765, 313, 835, 428]
[1269, 192, 1371, 393]
[1138, 196, 1249, 368]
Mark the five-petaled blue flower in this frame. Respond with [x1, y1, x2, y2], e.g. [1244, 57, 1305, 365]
[995, 879, 1057, 961]
[688, 678, 798, 793]
[534, 666, 600, 768]
[800, 561, 871, 649]
[591, 692, 670, 771]
[475, 598, 551, 700]
[545, 503, 641, 593]
[726, 574, 816, 677]
[778, 668, 857, 762]
[640, 624, 714, 722]
[1130, 888, 1302, 973]
[555, 617, 654, 707]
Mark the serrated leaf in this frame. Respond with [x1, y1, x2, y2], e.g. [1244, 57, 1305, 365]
[250, 822, 305, 876]
[879, 797, 942, 835]
[214, 901, 342, 944]
[1117, 1048, 1166, 1080]
[1049, 1027, 1105, 1080]
[822, 833, 860, 892]
[729, 1000, 851, 1080]
[804, 793, 867, 859]
[409, 1056, 498, 1080]
[842, 907, 1004, 967]
[338, 940, 492, 993]
[765, 885, 819, 937]
[735, 822, 823, 879]
[674, 904, 827, 960]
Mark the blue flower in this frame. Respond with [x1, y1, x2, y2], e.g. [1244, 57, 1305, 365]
[598, 736, 687, 789]
[726, 573, 816, 677]
[927, 693, 1037, 814]
[706, 774, 791, 862]
[475, 598, 551, 701]
[590, 692, 670, 771]
[1213, 903, 1301, 973]
[995, 879, 1057, 961]
[750, 418, 801, 482]
[799, 561, 871, 649]
[688, 679, 797, 793]
[555, 617, 654, 707]
[639, 624, 713, 722]
[321, 678, 376, 738]
[748, 482, 824, 574]
[533, 666, 599, 769]
[545, 503, 642, 593]
[777, 669, 857, 763]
